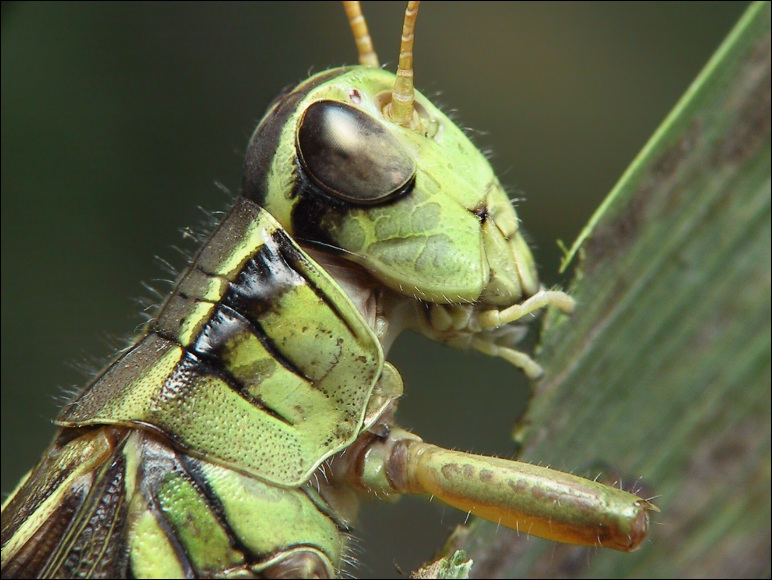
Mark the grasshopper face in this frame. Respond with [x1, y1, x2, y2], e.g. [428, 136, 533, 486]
[244, 67, 540, 307]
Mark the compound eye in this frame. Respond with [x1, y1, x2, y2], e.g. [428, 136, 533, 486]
[297, 100, 416, 205]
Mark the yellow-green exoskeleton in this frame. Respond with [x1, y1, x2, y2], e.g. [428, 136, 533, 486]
[1, 3, 657, 578]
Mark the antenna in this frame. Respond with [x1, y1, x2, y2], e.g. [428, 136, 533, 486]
[343, 1, 379, 67]
[387, 1, 420, 127]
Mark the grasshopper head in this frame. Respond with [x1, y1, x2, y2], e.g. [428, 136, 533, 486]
[242, 66, 540, 308]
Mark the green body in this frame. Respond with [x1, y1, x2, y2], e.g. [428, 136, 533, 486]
[1, 62, 653, 578]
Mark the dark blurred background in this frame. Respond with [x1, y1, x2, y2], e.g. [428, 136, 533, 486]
[1, 2, 748, 577]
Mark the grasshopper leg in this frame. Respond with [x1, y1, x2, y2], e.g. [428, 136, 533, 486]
[345, 426, 656, 553]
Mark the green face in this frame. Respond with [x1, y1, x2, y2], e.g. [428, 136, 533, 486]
[243, 67, 540, 306]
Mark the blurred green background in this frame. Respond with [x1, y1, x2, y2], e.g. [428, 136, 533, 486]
[1, 2, 748, 578]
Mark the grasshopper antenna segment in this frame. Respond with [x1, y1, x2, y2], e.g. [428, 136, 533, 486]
[343, 1, 379, 67]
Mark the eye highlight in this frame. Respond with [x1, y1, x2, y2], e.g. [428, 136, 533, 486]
[297, 100, 416, 205]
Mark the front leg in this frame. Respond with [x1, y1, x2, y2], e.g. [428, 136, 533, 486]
[340, 426, 656, 553]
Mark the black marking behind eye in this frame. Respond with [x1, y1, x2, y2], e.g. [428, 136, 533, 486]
[242, 68, 351, 205]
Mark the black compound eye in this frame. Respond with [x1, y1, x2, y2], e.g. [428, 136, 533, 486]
[297, 100, 416, 205]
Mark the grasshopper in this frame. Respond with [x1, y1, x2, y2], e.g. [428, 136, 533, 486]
[1, 3, 656, 577]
